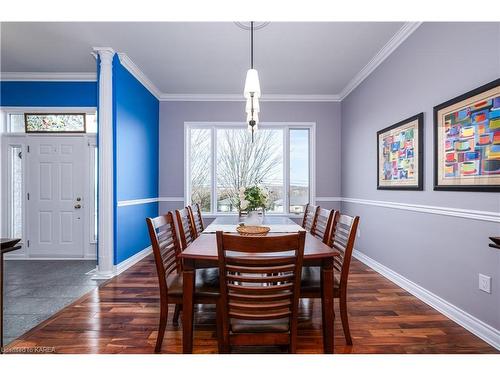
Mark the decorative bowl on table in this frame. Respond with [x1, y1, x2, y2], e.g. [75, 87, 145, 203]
[236, 225, 271, 236]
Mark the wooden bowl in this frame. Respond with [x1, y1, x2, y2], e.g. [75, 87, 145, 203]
[236, 225, 271, 236]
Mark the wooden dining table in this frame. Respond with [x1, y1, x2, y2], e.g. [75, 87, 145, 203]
[180, 216, 339, 353]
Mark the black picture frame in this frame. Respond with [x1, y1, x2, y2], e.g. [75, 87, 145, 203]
[377, 112, 424, 190]
[433, 78, 500, 192]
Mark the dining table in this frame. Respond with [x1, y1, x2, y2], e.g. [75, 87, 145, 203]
[180, 216, 339, 354]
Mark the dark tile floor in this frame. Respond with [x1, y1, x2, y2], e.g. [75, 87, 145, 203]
[2, 260, 104, 344]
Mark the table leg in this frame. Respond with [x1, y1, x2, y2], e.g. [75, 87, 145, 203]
[182, 259, 195, 354]
[321, 258, 334, 353]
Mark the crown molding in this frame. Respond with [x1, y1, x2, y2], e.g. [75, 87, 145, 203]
[117, 53, 161, 99]
[159, 93, 341, 102]
[1, 23, 421, 101]
[338, 22, 422, 100]
[0, 72, 97, 81]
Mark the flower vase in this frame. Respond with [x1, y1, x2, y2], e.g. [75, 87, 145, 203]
[245, 210, 262, 225]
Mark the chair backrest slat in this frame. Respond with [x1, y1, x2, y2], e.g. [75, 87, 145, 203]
[301, 204, 319, 231]
[188, 203, 205, 237]
[217, 231, 305, 327]
[176, 207, 196, 250]
[326, 213, 360, 287]
[146, 212, 182, 295]
[310, 208, 336, 244]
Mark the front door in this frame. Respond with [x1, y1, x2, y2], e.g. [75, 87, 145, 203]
[26, 137, 85, 258]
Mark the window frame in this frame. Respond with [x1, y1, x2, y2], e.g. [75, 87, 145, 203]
[184, 121, 316, 217]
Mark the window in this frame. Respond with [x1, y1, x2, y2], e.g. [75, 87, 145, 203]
[6, 145, 24, 239]
[186, 123, 314, 215]
[25, 113, 86, 133]
[7, 112, 97, 133]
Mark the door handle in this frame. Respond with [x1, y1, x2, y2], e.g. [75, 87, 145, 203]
[74, 204, 82, 209]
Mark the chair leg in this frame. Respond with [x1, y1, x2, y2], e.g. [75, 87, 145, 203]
[173, 304, 182, 326]
[339, 294, 352, 345]
[217, 300, 230, 353]
[215, 300, 226, 353]
[289, 314, 298, 353]
[155, 300, 168, 353]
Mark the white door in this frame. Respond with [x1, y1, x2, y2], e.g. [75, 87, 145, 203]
[26, 137, 86, 258]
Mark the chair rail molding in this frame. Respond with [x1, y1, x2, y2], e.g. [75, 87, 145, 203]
[93, 47, 115, 280]
[341, 197, 500, 223]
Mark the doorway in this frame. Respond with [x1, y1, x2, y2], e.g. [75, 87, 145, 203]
[26, 136, 86, 257]
[1, 109, 101, 344]
[1, 109, 98, 259]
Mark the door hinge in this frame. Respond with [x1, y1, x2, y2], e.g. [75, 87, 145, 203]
[27, 145, 30, 153]
[27, 193, 30, 200]
[27, 240, 30, 248]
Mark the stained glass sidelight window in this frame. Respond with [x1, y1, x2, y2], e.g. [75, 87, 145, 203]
[25, 113, 86, 133]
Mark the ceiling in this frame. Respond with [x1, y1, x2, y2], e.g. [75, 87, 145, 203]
[1, 22, 408, 97]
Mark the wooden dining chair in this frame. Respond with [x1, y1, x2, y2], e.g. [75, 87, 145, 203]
[310, 208, 336, 244]
[188, 203, 204, 238]
[301, 203, 319, 231]
[216, 231, 306, 353]
[300, 213, 360, 345]
[176, 207, 196, 250]
[146, 212, 223, 353]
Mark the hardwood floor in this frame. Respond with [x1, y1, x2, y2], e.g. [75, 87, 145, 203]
[5, 256, 498, 354]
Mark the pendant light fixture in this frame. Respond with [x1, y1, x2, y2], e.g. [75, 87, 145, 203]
[243, 21, 261, 142]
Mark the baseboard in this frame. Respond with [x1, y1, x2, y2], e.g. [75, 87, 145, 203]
[352, 249, 500, 351]
[114, 246, 153, 276]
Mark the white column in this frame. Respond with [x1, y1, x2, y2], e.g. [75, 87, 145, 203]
[93, 47, 115, 279]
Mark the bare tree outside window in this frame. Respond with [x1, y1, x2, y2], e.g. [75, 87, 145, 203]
[189, 128, 211, 212]
[188, 125, 311, 215]
[216, 128, 283, 213]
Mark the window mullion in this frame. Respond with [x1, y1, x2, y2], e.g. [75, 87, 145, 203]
[211, 126, 217, 215]
[283, 127, 289, 215]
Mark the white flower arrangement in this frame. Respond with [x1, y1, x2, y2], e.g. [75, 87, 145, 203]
[238, 185, 269, 213]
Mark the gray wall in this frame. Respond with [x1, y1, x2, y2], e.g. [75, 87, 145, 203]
[159, 101, 342, 214]
[341, 22, 500, 329]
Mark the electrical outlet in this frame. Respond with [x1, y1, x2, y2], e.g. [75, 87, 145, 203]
[479, 274, 491, 294]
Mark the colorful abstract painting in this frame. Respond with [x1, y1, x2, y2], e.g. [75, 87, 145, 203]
[434, 79, 500, 191]
[25, 113, 86, 133]
[377, 113, 423, 190]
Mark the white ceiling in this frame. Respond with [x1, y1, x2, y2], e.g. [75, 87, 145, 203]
[1, 22, 407, 96]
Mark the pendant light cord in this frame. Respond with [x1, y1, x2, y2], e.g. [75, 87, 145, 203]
[250, 21, 254, 69]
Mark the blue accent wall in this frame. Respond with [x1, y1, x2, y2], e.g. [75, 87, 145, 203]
[0, 81, 97, 107]
[115, 204, 158, 264]
[112, 55, 159, 264]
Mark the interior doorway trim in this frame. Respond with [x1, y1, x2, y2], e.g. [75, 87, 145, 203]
[1, 108, 97, 260]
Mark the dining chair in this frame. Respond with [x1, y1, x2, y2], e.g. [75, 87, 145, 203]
[146, 212, 223, 353]
[310, 208, 336, 244]
[188, 203, 204, 238]
[300, 213, 360, 345]
[216, 230, 306, 353]
[176, 207, 197, 250]
[301, 203, 319, 231]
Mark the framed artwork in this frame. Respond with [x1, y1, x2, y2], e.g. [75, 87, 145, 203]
[434, 79, 500, 191]
[377, 113, 424, 190]
[24, 113, 86, 133]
